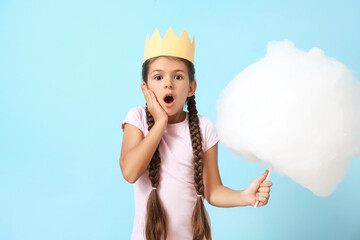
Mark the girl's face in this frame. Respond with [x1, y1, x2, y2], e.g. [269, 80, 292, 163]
[146, 56, 196, 117]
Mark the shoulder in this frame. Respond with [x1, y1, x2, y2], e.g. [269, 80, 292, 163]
[197, 114, 215, 128]
[127, 105, 146, 118]
[197, 113, 219, 152]
[121, 106, 147, 133]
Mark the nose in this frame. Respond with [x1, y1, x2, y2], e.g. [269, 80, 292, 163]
[164, 76, 173, 89]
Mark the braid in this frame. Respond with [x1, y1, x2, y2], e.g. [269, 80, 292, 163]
[146, 108, 161, 188]
[188, 95, 212, 240]
[145, 106, 167, 240]
[188, 96, 204, 196]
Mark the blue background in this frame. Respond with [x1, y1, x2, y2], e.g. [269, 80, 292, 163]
[1, 0, 360, 239]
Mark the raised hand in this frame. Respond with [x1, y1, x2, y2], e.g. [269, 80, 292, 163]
[243, 170, 272, 207]
[140, 83, 168, 124]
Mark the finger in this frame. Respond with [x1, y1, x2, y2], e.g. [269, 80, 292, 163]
[256, 196, 267, 203]
[259, 201, 268, 207]
[256, 192, 269, 198]
[256, 170, 268, 183]
[148, 88, 159, 103]
[259, 197, 268, 204]
[140, 84, 149, 98]
[141, 84, 152, 106]
[260, 181, 272, 187]
[258, 187, 270, 193]
[142, 84, 158, 105]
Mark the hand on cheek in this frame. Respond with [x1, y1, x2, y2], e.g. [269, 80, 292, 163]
[140, 83, 168, 123]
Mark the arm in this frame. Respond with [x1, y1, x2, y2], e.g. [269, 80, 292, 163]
[203, 143, 272, 208]
[120, 83, 168, 184]
[203, 143, 250, 207]
[119, 119, 167, 183]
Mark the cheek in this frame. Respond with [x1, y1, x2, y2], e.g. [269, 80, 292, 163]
[176, 88, 190, 103]
[180, 84, 191, 97]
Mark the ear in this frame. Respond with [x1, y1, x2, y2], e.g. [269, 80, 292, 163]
[188, 80, 197, 97]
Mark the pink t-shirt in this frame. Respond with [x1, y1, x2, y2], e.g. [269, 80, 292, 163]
[121, 106, 219, 240]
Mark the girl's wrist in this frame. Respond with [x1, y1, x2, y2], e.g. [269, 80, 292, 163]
[154, 118, 168, 130]
[238, 190, 252, 207]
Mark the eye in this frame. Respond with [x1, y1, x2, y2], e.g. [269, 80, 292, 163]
[174, 75, 183, 80]
[154, 75, 162, 80]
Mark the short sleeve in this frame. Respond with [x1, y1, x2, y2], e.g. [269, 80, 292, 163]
[199, 115, 220, 152]
[121, 106, 147, 134]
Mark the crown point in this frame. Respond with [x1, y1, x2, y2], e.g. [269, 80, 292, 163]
[151, 28, 161, 40]
[180, 29, 188, 35]
[180, 29, 189, 40]
[164, 27, 177, 40]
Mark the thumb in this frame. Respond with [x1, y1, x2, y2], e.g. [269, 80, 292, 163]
[246, 170, 269, 193]
[256, 170, 269, 183]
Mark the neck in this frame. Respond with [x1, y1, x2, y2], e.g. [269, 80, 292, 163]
[168, 110, 186, 124]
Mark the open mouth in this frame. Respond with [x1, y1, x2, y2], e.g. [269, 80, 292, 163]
[164, 95, 174, 103]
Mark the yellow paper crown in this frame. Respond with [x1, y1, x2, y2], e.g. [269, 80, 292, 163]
[143, 27, 195, 64]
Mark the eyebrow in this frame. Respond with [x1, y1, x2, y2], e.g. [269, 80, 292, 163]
[151, 69, 186, 74]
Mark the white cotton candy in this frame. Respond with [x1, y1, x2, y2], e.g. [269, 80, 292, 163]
[216, 40, 360, 196]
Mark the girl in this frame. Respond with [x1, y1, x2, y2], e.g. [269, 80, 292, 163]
[120, 28, 272, 240]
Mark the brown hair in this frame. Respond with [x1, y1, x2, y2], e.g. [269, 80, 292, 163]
[142, 56, 211, 240]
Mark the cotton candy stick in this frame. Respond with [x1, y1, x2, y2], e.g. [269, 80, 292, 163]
[254, 166, 273, 208]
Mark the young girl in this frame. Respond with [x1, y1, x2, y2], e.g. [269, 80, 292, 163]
[120, 28, 272, 240]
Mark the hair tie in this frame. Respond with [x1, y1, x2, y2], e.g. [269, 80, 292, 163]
[197, 195, 202, 198]
[152, 187, 157, 190]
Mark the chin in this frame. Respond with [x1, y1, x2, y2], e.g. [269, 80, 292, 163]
[165, 110, 175, 116]
[165, 108, 180, 116]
